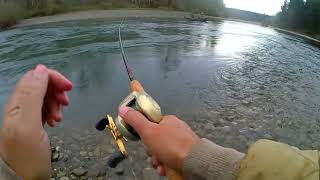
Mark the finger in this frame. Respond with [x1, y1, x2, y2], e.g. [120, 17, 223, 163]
[43, 98, 62, 126]
[118, 106, 154, 137]
[48, 100, 62, 123]
[4, 65, 49, 126]
[48, 69, 73, 92]
[55, 91, 69, 106]
[157, 166, 166, 176]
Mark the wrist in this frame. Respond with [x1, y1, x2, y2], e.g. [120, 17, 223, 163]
[182, 138, 244, 180]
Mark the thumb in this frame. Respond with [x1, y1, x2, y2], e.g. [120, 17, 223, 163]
[4, 65, 49, 124]
[119, 106, 153, 137]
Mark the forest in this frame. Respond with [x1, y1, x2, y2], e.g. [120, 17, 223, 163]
[0, 0, 225, 28]
[273, 0, 320, 38]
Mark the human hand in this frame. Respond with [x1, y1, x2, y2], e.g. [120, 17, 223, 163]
[0, 65, 72, 179]
[119, 107, 199, 176]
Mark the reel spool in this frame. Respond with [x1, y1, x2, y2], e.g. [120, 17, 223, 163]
[115, 91, 162, 141]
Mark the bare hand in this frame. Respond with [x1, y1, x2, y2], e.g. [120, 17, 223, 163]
[119, 106, 199, 176]
[0, 65, 72, 179]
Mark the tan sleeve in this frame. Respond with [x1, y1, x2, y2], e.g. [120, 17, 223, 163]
[0, 158, 22, 180]
[238, 139, 319, 180]
[182, 138, 245, 180]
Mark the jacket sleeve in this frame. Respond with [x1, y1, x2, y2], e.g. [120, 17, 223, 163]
[182, 138, 245, 180]
[0, 158, 22, 180]
[237, 139, 319, 180]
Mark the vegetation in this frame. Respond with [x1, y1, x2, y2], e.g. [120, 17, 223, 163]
[0, 0, 226, 29]
[273, 0, 320, 38]
[0, 2, 24, 28]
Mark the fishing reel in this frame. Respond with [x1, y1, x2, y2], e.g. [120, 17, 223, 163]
[96, 91, 162, 167]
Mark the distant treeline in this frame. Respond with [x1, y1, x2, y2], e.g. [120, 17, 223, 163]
[273, 0, 320, 36]
[226, 8, 270, 23]
[0, 0, 226, 28]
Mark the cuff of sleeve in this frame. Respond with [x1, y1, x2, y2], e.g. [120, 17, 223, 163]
[183, 138, 244, 180]
[0, 158, 22, 180]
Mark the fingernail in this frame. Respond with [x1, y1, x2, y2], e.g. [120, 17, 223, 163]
[34, 64, 47, 75]
[66, 80, 73, 90]
[119, 106, 131, 117]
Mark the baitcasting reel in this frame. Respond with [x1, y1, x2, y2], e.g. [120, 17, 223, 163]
[96, 91, 162, 167]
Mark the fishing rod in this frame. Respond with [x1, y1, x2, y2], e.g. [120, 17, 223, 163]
[118, 25, 134, 81]
[96, 23, 183, 180]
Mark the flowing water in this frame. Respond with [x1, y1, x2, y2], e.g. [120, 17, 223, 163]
[0, 19, 320, 178]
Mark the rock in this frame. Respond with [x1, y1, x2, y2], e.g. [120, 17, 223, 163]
[242, 100, 251, 105]
[263, 134, 273, 139]
[50, 178, 55, 180]
[72, 167, 88, 176]
[88, 167, 100, 177]
[56, 146, 61, 152]
[80, 151, 88, 156]
[57, 170, 66, 178]
[80, 176, 88, 180]
[58, 153, 64, 161]
[114, 167, 124, 175]
[71, 157, 81, 165]
[69, 174, 77, 180]
[51, 152, 60, 162]
[143, 168, 160, 180]
[60, 177, 69, 180]
[88, 152, 94, 157]
[226, 115, 236, 122]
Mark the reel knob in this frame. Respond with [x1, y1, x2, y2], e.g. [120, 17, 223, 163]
[96, 118, 109, 131]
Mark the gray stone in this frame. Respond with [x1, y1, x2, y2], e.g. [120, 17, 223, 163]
[56, 146, 61, 152]
[51, 152, 59, 162]
[263, 134, 273, 139]
[69, 174, 77, 180]
[142, 168, 160, 180]
[226, 115, 236, 122]
[50, 178, 55, 180]
[72, 167, 88, 176]
[58, 153, 64, 161]
[114, 167, 124, 175]
[59, 177, 69, 180]
[80, 151, 88, 156]
[88, 152, 94, 157]
[57, 170, 66, 178]
[88, 167, 100, 177]
[80, 176, 88, 180]
[71, 157, 81, 165]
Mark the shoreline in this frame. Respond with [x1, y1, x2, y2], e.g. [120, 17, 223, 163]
[12, 9, 320, 44]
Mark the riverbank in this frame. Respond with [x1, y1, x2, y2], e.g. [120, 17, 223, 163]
[14, 9, 320, 44]
[273, 27, 320, 44]
[14, 9, 189, 28]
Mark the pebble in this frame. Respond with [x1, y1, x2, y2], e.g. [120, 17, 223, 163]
[60, 177, 69, 180]
[80, 176, 88, 180]
[72, 167, 88, 176]
[80, 151, 88, 156]
[263, 134, 273, 139]
[114, 167, 124, 175]
[51, 152, 60, 162]
[57, 170, 66, 178]
[88, 167, 100, 177]
[58, 153, 64, 161]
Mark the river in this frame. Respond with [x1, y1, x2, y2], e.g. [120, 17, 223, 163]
[0, 19, 320, 179]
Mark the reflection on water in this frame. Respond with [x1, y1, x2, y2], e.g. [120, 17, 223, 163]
[0, 19, 320, 153]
